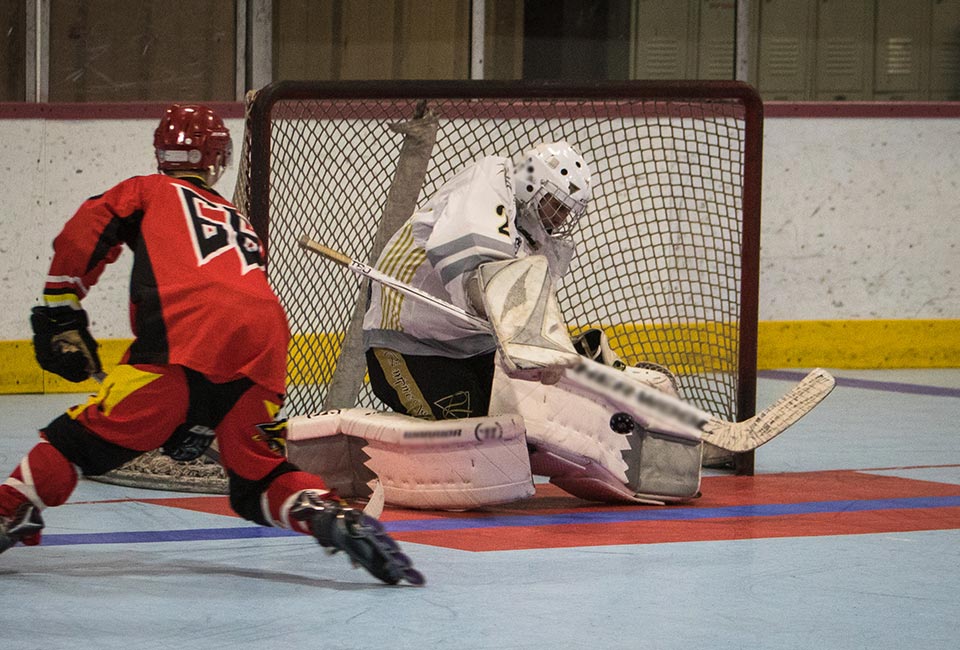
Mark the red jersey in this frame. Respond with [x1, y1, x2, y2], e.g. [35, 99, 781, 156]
[42, 174, 290, 393]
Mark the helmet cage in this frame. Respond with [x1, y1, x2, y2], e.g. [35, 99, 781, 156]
[520, 178, 589, 242]
[513, 141, 592, 243]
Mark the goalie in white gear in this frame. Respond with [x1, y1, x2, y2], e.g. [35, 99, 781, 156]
[281, 134, 780, 510]
[330, 141, 699, 509]
[362, 141, 593, 419]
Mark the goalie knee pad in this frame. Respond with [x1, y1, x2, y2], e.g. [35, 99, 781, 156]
[489, 359, 702, 504]
[286, 409, 534, 510]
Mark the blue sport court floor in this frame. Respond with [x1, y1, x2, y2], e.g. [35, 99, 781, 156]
[1, 368, 958, 650]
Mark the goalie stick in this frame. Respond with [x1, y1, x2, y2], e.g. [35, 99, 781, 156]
[298, 236, 835, 453]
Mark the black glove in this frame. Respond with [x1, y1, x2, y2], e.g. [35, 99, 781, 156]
[30, 305, 102, 382]
[162, 424, 217, 462]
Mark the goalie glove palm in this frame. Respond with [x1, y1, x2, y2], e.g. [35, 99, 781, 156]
[30, 306, 102, 382]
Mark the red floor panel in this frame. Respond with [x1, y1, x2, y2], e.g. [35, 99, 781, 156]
[137, 469, 960, 551]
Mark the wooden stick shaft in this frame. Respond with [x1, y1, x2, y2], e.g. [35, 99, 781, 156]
[298, 235, 490, 331]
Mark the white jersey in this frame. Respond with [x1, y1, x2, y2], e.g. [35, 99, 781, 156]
[362, 155, 574, 358]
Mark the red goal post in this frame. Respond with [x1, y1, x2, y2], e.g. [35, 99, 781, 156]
[238, 80, 763, 474]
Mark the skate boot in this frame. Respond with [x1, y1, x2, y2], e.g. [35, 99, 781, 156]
[0, 503, 45, 554]
[290, 491, 424, 586]
[625, 361, 680, 397]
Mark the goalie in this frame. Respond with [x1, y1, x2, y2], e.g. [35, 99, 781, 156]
[361, 141, 627, 418]
[296, 142, 695, 507]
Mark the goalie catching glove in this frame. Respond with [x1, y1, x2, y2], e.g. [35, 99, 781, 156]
[30, 305, 102, 382]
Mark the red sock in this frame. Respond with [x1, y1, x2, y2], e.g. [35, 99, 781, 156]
[261, 470, 333, 534]
[1, 440, 78, 513]
[0, 440, 78, 547]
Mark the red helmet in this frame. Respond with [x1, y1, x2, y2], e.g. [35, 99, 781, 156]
[154, 104, 232, 172]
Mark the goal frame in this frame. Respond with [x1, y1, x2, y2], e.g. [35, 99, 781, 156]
[244, 79, 764, 474]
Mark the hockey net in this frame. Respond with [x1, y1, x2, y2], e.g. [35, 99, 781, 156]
[240, 80, 763, 472]
[96, 80, 763, 492]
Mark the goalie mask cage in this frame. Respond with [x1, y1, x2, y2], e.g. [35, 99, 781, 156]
[241, 80, 763, 473]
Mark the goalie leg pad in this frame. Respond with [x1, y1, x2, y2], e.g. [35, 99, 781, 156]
[489, 362, 702, 504]
[287, 409, 534, 510]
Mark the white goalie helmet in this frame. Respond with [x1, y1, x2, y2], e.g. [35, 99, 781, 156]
[513, 141, 593, 241]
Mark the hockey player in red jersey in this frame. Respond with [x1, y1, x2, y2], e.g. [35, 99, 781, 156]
[0, 104, 422, 585]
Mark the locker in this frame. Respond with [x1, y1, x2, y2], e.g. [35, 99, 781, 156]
[632, 0, 697, 78]
[757, 0, 816, 99]
[697, 0, 736, 80]
[0, 0, 25, 101]
[874, 0, 930, 98]
[929, 0, 960, 99]
[814, 0, 874, 100]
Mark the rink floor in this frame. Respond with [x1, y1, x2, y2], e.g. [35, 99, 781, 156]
[1, 368, 958, 650]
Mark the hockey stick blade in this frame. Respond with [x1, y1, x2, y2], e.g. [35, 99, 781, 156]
[298, 237, 836, 453]
[700, 368, 836, 452]
[567, 359, 835, 452]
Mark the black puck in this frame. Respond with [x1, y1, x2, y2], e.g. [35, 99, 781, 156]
[609, 412, 635, 434]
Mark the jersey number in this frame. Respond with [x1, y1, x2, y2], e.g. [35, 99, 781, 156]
[496, 204, 509, 237]
[178, 186, 264, 274]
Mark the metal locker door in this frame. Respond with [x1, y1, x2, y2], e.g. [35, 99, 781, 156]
[697, 0, 736, 80]
[757, 0, 816, 99]
[631, 0, 697, 79]
[875, 0, 931, 100]
[930, 0, 960, 99]
[814, 0, 874, 100]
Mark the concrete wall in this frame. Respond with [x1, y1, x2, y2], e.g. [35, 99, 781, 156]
[0, 106, 956, 377]
[759, 116, 958, 321]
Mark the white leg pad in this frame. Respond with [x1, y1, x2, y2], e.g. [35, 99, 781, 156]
[489, 362, 703, 503]
[286, 409, 534, 510]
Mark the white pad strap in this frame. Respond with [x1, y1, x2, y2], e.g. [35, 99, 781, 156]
[478, 255, 580, 378]
[287, 409, 534, 510]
